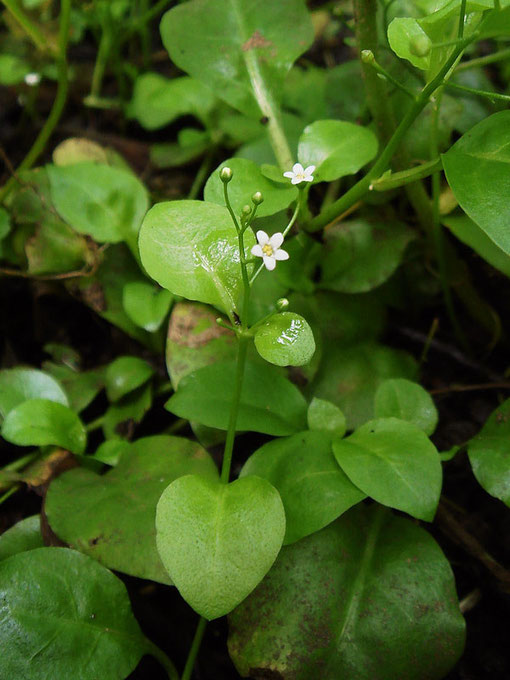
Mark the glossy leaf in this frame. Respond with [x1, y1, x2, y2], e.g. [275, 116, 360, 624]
[374, 378, 438, 435]
[105, 356, 154, 402]
[467, 398, 510, 506]
[166, 301, 236, 388]
[229, 505, 465, 680]
[298, 120, 378, 182]
[443, 214, 510, 278]
[442, 112, 510, 258]
[160, 0, 314, 117]
[46, 436, 218, 583]
[333, 418, 442, 521]
[0, 547, 150, 679]
[166, 360, 308, 436]
[310, 342, 417, 429]
[0, 516, 43, 562]
[139, 200, 255, 317]
[156, 474, 285, 619]
[254, 312, 315, 366]
[241, 430, 365, 544]
[307, 397, 346, 437]
[47, 162, 149, 254]
[42, 363, 105, 414]
[320, 218, 414, 293]
[204, 158, 297, 218]
[2, 399, 86, 454]
[0, 368, 68, 420]
[122, 281, 173, 333]
[129, 73, 215, 130]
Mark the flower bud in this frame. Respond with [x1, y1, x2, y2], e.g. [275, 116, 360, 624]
[241, 204, 252, 217]
[361, 49, 375, 65]
[252, 191, 264, 205]
[220, 166, 233, 183]
[409, 34, 432, 58]
[276, 298, 289, 311]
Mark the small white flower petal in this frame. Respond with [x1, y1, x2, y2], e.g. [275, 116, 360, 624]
[251, 244, 263, 257]
[283, 171, 294, 179]
[263, 255, 276, 271]
[274, 249, 289, 261]
[256, 230, 269, 246]
[269, 232, 284, 249]
[304, 165, 315, 175]
[292, 162, 304, 174]
[291, 176, 302, 185]
[303, 175, 314, 182]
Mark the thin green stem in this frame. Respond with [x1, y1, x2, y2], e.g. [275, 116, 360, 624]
[0, 485, 19, 506]
[1, 0, 51, 53]
[181, 616, 207, 680]
[90, 27, 113, 100]
[145, 640, 179, 680]
[458, 0, 467, 38]
[456, 46, 510, 71]
[3, 451, 39, 472]
[445, 81, 510, 102]
[122, 0, 174, 42]
[86, 415, 105, 433]
[371, 158, 442, 191]
[306, 34, 475, 232]
[366, 56, 417, 99]
[188, 149, 215, 200]
[0, 0, 71, 204]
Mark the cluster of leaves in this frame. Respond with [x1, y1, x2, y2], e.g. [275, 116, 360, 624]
[1, 0, 510, 678]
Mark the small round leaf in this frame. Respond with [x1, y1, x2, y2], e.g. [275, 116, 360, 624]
[374, 378, 438, 436]
[254, 312, 315, 366]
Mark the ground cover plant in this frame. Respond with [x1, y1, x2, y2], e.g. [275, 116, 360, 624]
[0, 0, 510, 678]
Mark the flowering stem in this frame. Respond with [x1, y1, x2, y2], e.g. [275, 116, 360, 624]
[370, 158, 442, 191]
[180, 616, 207, 680]
[305, 33, 475, 232]
[145, 639, 179, 680]
[0, 0, 71, 204]
[1, 0, 51, 53]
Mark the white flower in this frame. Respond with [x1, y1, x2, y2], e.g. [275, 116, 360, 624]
[24, 73, 41, 87]
[251, 231, 289, 271]
[283, 163, 315, 185]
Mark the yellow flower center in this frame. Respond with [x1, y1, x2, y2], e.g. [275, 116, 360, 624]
[262, 243, 273, 256]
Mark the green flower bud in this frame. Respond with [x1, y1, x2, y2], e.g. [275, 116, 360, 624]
[220, 166, 233, 182]
[276, 298, 289, 311]
[252, 191, 264, 205]
[409, 34, 432, 58]
[241, 204, 252, 217]
[361, 49, 375, 64]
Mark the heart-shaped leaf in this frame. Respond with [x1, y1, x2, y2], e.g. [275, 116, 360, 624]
[160, 0, 314, 117]
[241, 430, 365, 544]
[298, 120, 378, 182]
[0, 547, 154, 679]
[156, 474, 285, 619]
[45, 435, 218, 584]
[2, 399, 86, 454]
[442, 111, 510, 256]
[166, 360, 308, 436]
[105, 356, 154, 402]
[122, 281, 173, 333]
[0, 515, 43, 562]
[307, 397, 346, 437]
[139, 200, 255, 317]
[333, 418, 442, 521]
[374, 378, 438, 436]
[228, 505, 465, 680]
[254, 312, 315, 366]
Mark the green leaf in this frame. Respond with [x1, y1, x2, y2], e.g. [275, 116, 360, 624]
[0, 547, 150, 679]
[307, 397, 346, 437]
[310, 343, 417, 429]
[160, 0, 314, 117]
[128, 73, 215, 130]
[388, 17, 432, 71]
[102, 383, 152, 440]
[443, 214, 510, 278]
[241, 430, 364, 544]
[166, 301, 236, 389]
[467, 398, 510, 506]
[254, 312, 315, 366]
[122, 281, 173, 332]
[204, 158, 297, 218]
[374, 378, 438, 435]
[52, 137, 110, 166]
[0, 207, 10, 241]
[92, 439, 131, 466]
[442, 112, 510, 258]
[478, 6, 510, 38]
[0, 55, 30, 85]
[320, 218, 414, 293]
[2, 399, 86, 454]
[47, 162, 149, 255]
[298, 120, 378, 182]
[46, 435, 218, 583]
[274, 233, 322, 294]
[166, 360, 308, 436]
[42, 363, 105, 414]
[156, 474, 285, 619]
[105, 356, 154, 402]
[229, 505, 465, 680]
[24, 215, 92, 276]
[139, 200, 255, 317]
[333, 418, 442, 521]
[0, 516, 43, 562]
[0, 368, 68, 420]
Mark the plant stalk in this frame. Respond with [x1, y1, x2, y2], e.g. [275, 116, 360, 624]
[180, 616, 207, 680]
